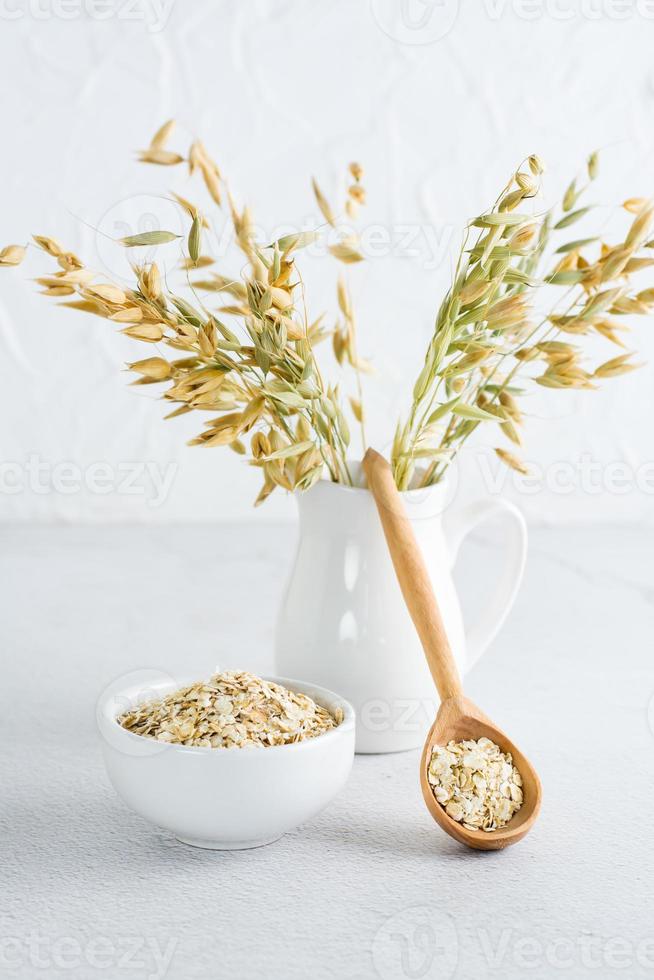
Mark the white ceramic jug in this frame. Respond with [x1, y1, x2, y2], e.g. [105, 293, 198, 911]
[275, 473, 527, 753]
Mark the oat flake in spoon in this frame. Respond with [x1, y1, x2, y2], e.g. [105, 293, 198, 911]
[428, 737, 524, 832]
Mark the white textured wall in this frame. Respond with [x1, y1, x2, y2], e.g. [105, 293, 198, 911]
[1, 0, 654, 524]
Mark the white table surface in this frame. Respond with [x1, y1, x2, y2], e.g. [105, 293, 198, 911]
[2, 523, 654, 980]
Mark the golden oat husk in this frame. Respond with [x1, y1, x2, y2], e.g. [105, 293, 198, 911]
[611, 295, 650, 315]
[625, 200, 654, 249]
[592, 320, 627, 347]
[623, 197, 648, 214]
[200, 163, 222, 206]
[251, 432, 271, 459]
[181, 255, 214, 270]
[348, 184, 366, 204]
[495, 448, 528, 475]
[329, 240, 364, 263]
[140, 263, 162, 301]
[41, 284, 75, 296]
[594, 354, 641, 378]
[139, 149, 184, 166]
[349, 397, 363, 422]
[508, 223, 539, 249]
[311, 178, 336, 227]
[515, 172, 539, 196]
[499, 390, 522, 422]
[122, 323, 164, 342]
[110, 307, 144, 323]
[33, 235, 63, 256]
[337, 276, 351, 317]
[0, 244, 26, 266]
[150, 119, 176, 150]
[129, 357, 172, 380]
[57, 251, 83, 272]
[85, 283, 127, 305]
[500, 419, 522, 446]
[624, 257, 654, 274]
[55, 269, 95, 285]
[459, 278, 492, 305]
[172, 193, 209, 227]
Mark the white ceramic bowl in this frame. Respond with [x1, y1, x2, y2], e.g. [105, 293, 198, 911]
[97, 674, 355, 850]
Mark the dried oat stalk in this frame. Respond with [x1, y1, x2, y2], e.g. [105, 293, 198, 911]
[3, 132, 651, 499]
[314, 163, 370, 449]
[4, 122, 362, 504]
[392, 151, 652, 489]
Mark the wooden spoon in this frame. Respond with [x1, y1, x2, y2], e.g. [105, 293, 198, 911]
[362, 448, 541, 851]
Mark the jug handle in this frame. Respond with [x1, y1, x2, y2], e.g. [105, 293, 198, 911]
[443, 498, 527, 670]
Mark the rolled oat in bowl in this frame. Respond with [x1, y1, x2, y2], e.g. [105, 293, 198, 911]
[118, 670, 343, 749]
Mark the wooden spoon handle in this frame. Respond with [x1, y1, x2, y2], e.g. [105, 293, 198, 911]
[363, 448, 463, 702]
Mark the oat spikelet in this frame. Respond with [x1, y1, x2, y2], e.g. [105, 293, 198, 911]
[139, 148, 185, 166]
[0, 245, 26, 266]
[150, 119, 176, 150]
[312, 178, 335, 227]
[495, 448, 528, 475]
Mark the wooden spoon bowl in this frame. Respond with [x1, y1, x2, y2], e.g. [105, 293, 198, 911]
[363, 448, 542, 851]
[421, 695, 541, 850]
